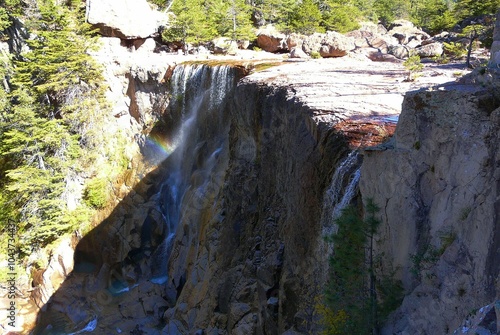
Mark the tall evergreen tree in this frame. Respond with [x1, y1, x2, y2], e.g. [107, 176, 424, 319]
[208, 0, 255, 40]
[0, 89, 80, 250]
[321, 199, 401, 335]
[290, 0, 323, 34]
[454, 0, 500, 19]
[163, 0, 216, 50]
[13, 0, 103, 119]
[411, 0, 456, 33]
[375, 0, 410, 26]
[321, 0, 361, 33]
[0, 0, 23, 32]
[0, 0, 110, 252]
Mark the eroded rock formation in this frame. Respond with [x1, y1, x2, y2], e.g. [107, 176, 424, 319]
[28, 51, 478, 334]
[360, 83, 500, 334]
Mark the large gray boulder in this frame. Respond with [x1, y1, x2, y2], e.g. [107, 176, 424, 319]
[388, 45, 410, 59]
[388, 19, 430, 45]
[320, 31, 355, 57]
[86, 0, 168, 39]
[415, 42, 443, 58]
[289, 47, 309, 59]
[367, 34, 399, 53]
[302, 31, 355, 57]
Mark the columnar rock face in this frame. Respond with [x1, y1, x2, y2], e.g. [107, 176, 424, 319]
[360, 84, 500, 334]
[162, 69, 348, 334]
[31, 64, 350, 335]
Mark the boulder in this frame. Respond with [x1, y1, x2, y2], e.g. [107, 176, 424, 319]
[286, 33, 305, 50]
[359, 21, 386, 35]
[346, 29, 374, 48]
[237, 39, 250, 50]
[289, 47, 309, 59]
[415, 42, 443, 58]
[302, 32, 324, 54]
[388, 19, 416, 30]
[366, 50, 402, 63]
[303, 31, 355, 57]
[86, 0, 168, 39]
[213, 37, 238, 55]
[367, 34, 399, 53]
[388, 20, 430, 45]
[388, 45, 410, 59]
[319, 31, 355, 57]
[405, 37, 422, 49]
[256, 25, 287, 52]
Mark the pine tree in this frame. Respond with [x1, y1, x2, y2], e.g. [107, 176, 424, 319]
[163, 0, 216, 50]
[322, 199, 400, 335]
[411, 0, 456, 33]
[251, 0, 285, 25]
[208, 0, 255, 40]
[290, 0, 323, 34]
[13, 0, 103, 119]
[375, 0, 410, 26]
[0, 88, 81, 251]
[454, 0, 500, 19]
[0, 0, 23, 32]
[0, 0, 110, 252]
[320, 0, 361, 33]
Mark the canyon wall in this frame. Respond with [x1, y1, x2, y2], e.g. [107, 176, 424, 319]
[30, 63, 353, 334]
[162, 73, 349, 334]
[360, 81, 500, 334]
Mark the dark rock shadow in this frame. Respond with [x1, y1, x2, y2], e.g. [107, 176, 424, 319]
[30, 156, 177, 335]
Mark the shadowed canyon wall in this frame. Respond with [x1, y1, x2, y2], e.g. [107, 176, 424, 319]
[26, 62, 500, 335]
[30, 64, 356, 334]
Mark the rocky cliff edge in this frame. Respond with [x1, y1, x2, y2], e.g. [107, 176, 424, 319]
[360, 71, 500, 334]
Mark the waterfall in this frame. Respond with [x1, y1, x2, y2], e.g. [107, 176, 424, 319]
[150, 64, 236, 284]
[321, 151, 362, 236]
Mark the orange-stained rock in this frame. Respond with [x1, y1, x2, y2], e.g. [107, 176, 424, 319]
[334, 118, 397, 149]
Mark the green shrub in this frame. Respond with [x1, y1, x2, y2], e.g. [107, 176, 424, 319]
[443, 42, 466, 59]
[433, 55, 450, 64]
[83, 177, 110, 209]
[403, 55, 424, 81]
[310, 51, 321, 59]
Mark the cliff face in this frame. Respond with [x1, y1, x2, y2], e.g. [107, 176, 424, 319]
[30, 63, 348, 334]
[360, 83, 500, 334]
[163, 74, 347, 334]
[29, 55, 489, 334]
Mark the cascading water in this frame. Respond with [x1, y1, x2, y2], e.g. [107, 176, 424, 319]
[149, 64, 236, 285]
[30, 60, 376, 335]
[29, 64, 238, 335]
[321, 150, 362, 235]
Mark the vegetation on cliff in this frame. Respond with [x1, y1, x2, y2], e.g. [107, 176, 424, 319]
[321, 200, 403, 334]
[0, 0, 127, 261]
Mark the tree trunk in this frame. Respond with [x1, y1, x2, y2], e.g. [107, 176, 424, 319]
[466, 32, 477, 69]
